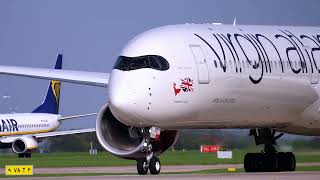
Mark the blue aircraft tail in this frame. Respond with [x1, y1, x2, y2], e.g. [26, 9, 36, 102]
[32, 54, 62, 114]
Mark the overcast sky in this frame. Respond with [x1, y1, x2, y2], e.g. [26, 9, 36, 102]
[0, 0, 319, 129]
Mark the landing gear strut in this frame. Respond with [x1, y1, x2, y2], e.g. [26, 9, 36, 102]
[136, 127, 161, 175]
[244, 128, 296, 172]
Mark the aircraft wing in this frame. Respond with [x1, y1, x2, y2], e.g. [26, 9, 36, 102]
[34, 128, 96, 138]
[0, 66, 109, 87]
[58, 113, 98, 121]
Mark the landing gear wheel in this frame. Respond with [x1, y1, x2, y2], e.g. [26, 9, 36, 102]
[244, 153, 255, 172]
[265, 153, 279, 172]
[278, 152, 296, 171]
[18, 153, 24, 158]
[149, 157, 161, 175]
[25, 153, 31, 158]
[285, 152, 296, 171]
[246, 128, 296, 172]
[18, 153, 31, 158]
[137, 158, 148, 175]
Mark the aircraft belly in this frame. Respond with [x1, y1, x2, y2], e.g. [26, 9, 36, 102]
[280, 98, 320, 136]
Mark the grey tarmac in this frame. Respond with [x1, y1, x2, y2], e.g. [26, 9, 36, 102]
[2, 172, 320, 180]
[1, 162, 318, 174]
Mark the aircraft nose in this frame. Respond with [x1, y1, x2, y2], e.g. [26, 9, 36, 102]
[108, 70, 137, 124]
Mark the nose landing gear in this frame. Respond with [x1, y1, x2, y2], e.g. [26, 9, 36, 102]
[136, 127, 161, 175]
[137, 155, 161, 175]
[244, 128, 296, 172]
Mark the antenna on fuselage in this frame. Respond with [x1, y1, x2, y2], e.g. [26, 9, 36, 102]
[233, 18, 237, 26]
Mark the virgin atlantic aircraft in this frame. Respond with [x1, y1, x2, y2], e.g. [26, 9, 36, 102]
[0, 23, 319, 174]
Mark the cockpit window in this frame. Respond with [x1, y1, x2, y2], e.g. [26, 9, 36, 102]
[156, 56, 170, 70]
[128, 57, 148, 70]
[148, 56, 161, 70]
[114, 55, 170, 71]
[114, 56, 131, 71]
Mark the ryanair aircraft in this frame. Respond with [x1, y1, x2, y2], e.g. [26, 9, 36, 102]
[0, 54, 95, 158]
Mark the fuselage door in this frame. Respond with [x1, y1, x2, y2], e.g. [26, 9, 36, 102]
[189, 45, 210, 84]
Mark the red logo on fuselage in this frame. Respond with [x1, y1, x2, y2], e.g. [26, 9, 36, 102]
[173, 78, 194, 96]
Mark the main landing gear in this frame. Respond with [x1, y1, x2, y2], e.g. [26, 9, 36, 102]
[18, 153, 31, 158]
[136, 127, 161, 175]
[244, 128, 296, 172]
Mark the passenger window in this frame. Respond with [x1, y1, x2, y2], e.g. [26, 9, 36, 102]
[279, 61, 282, 68]
[220, 61, 225, 68]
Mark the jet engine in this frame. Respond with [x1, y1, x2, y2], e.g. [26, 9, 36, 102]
[12, 136, 38, 154]
[96, 104, 179, 160]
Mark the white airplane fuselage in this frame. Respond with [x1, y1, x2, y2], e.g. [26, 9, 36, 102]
[0, 113, 60, 136]
[108, 24, 320, 136]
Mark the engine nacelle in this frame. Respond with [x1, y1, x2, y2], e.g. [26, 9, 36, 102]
[96, 103, 179, 160]
[12, 136, 38, 154]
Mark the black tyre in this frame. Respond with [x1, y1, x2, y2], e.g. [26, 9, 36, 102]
[149, 157, 161, 175]
[137, 158, 148, 175]
[25, 153, 31, 158]
[277, 152, 286, 171]
[265, 154, 279, 172]
[18, 154, 24, 158]
[244, 153, 255, 172]
[285, 152, 296, 171]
